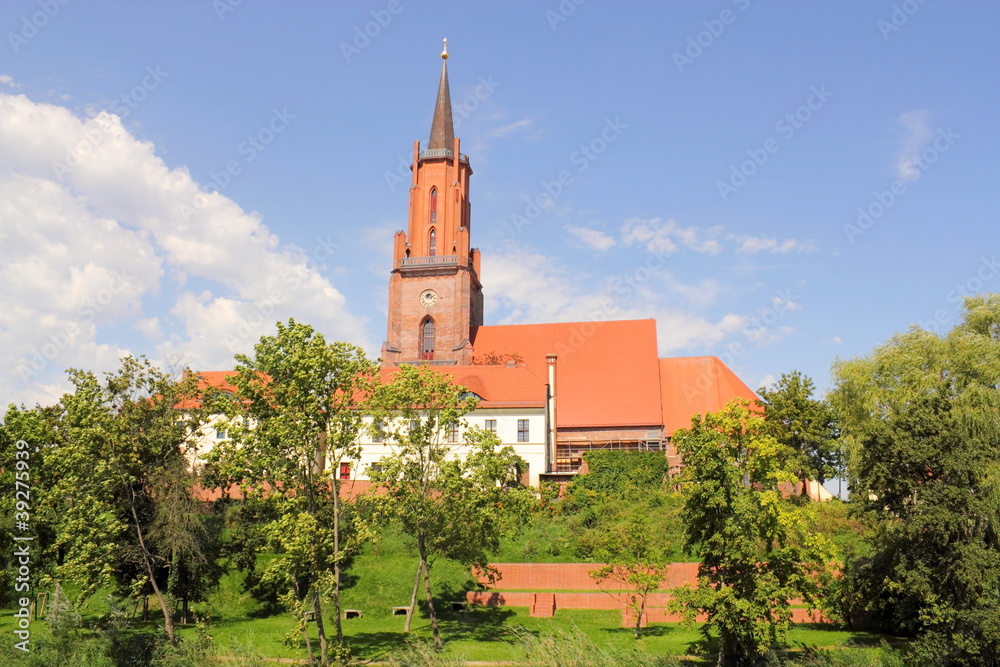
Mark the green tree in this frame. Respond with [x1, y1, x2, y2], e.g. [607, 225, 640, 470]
[831, 295, 1000, 665]
[757, 371, 841, 497]
[588, 505, 672, 639]
[366, 365, 533, 650]
[150, 458, 225, 625]
[671, 400, 834, 666]
[206, 319, 375, 666]
[567, 450, 670, 510]
[44, 355, 213, 646]
[0, 404, 61, 605]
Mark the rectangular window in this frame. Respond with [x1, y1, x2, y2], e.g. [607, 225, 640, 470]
[339, 463, 351, 481]
[372, 419, 384, 443]
[447, 423, 459, 443]
[517, 419, 529, 442]
[216, 428, 227, 440]
[485, 419, 497, 434]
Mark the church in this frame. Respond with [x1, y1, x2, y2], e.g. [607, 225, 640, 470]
[192, 45, 762, 489]
[347, 44, 760, 487]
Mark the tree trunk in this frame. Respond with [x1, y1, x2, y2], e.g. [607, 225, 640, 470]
[332, 476, 344, 645]
[717, 631, 740, 666]
[182, 598, 188, 625]
[129, 493, 176, 646]
[312, 587, 328, 666]
[404, 560, 423, 633]
[419, 536, 442, 650]
[302, 616, 316, 667]
[634, 595, 646, 639]
[294, 579, 315, 666]
[142, 596, 148, 622]
[304, 438, 329, 665]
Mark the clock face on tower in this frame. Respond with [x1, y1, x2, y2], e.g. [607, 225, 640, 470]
[419, 289, 438, 308]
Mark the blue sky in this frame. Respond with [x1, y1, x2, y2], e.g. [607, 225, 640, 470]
[1, 0, 997, 408]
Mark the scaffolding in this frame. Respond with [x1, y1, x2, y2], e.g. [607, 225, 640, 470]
[553, 438, 663, 473]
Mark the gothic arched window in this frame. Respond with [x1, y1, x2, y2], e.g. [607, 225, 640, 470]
[429, 228, 437, 256]
[420, 318, 435, 360]
[429, 188, 438, 226]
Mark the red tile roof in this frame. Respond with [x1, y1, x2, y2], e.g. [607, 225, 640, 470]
[193, 370, 239, 394]
[174, 370, 240, 409]
[658, 356, 759, 436]
[186, 337, 761, 438]
[471, 320, 663, 428]
[378, 364, 545, 408]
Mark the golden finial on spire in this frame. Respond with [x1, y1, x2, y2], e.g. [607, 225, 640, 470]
[441, 38, 449, 60]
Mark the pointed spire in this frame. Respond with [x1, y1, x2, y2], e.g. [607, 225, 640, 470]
[428, 38, 455, 150]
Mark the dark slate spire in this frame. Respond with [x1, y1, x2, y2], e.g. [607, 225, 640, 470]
[428, 39, 455, 150]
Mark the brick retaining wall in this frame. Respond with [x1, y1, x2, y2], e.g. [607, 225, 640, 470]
[467, 562, 832, 626]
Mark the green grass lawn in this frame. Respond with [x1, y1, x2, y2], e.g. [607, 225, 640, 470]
[0, 520, 899, 664]
[164, 524, 890, 663]
[172, 603, 892, 664]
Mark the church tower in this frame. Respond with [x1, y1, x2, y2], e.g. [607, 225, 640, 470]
[381, 41, 483, 367]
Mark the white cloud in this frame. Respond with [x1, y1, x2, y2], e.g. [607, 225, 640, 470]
[772, 295, 803, 311]
[894, 109, 933, 183]
[0, 92, 369, 407]
[757, 373, 777, 392]
[744, 324, 796, 345]
[489, 118, 533, 138]
[482, 248, 746, 354]
[621, 217, 723, 255]
[0, 75, 18, 89]
[565, 225, 616, 251]
[135, 317, 163, 339]
[735, 236, 814, 254]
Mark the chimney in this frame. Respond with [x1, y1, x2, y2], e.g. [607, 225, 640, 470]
[545, 353, 557, 474]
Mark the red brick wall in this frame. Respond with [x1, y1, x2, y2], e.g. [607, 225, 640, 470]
[468, 563, 833, 625]
[384, 267, 480, 365]
[478, 562, 700, 591]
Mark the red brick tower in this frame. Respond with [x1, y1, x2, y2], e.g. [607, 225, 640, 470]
[382, 41, 483, 367]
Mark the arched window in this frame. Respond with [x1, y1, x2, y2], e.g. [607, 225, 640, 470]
[429, 188, 438, 226]
[420, 318, 435, 360]
[429, 228, 437, 256]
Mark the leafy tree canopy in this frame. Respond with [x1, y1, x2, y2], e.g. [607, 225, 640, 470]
[831, 295, 1000, 665]
[671, 400, 835, 665]
[757, 370, 841, 492]
[366, 364, 533, 649]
